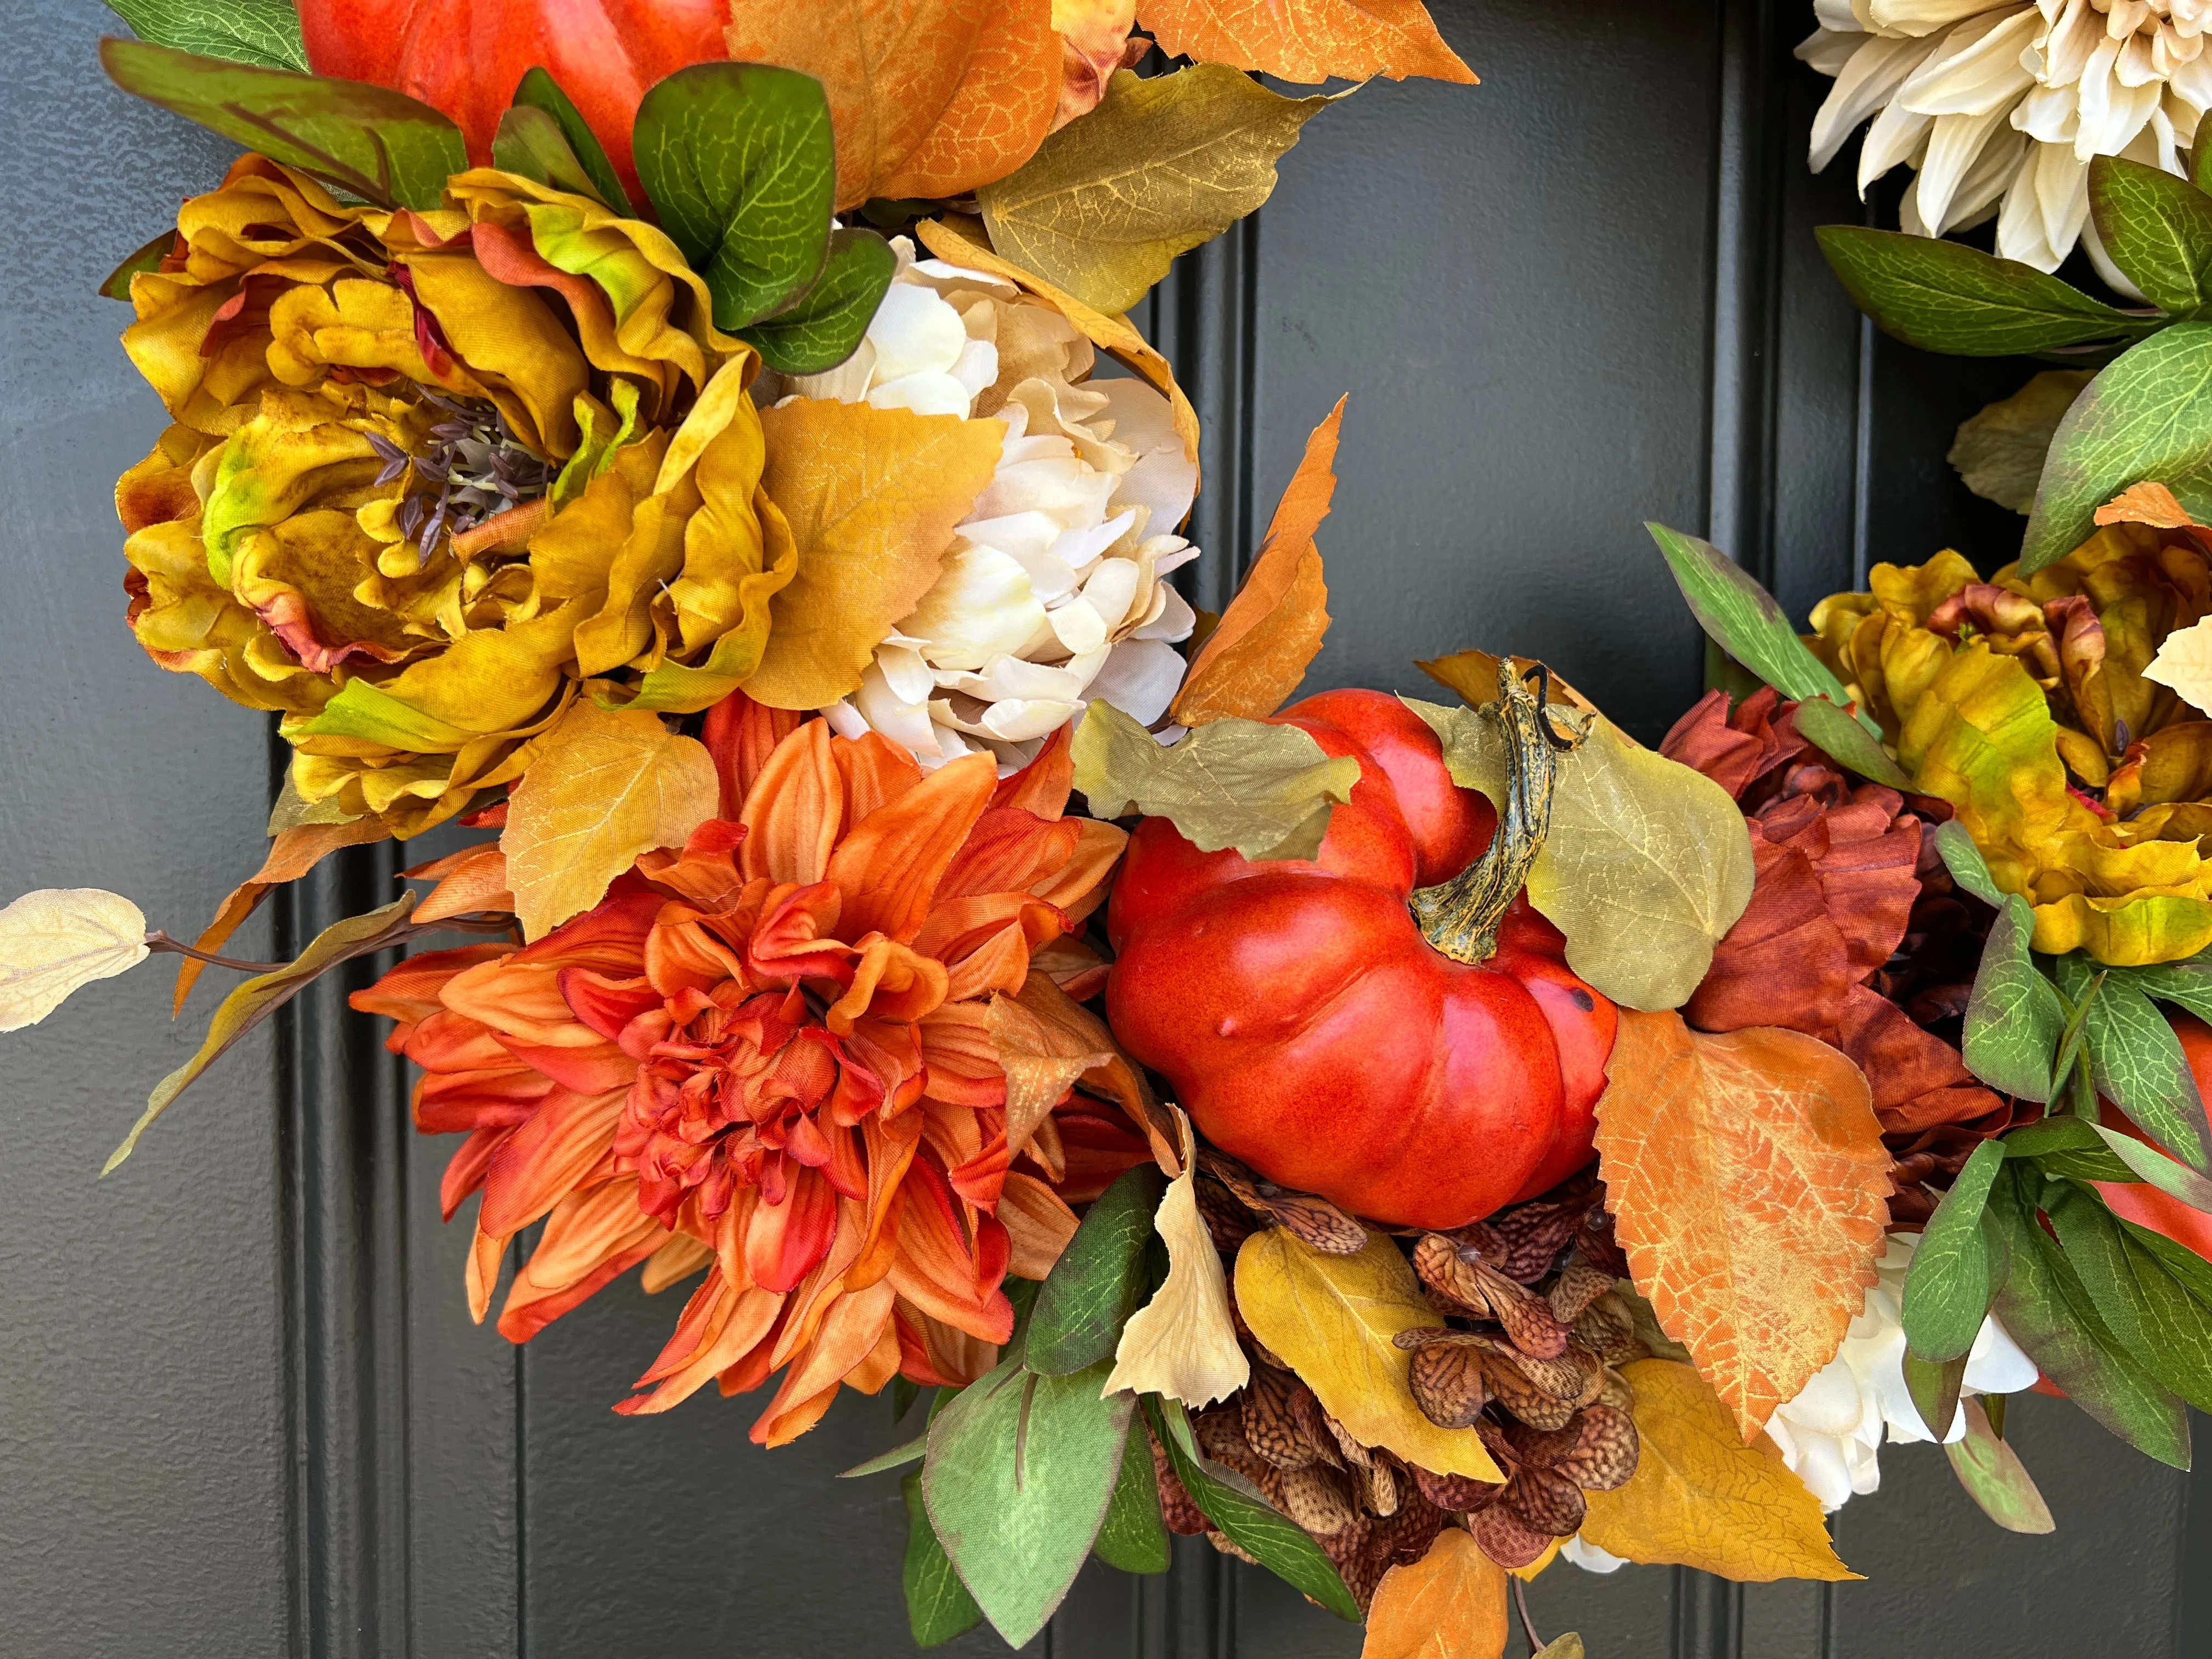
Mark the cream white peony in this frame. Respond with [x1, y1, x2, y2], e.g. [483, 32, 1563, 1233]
[1799, 0, 2212, 277]
[783, 238, 1200, 772]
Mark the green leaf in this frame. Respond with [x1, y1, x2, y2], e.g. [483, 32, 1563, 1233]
[1645, 523, 1881, 738]
[2044, 1181, 2212, 1412]
[1986, 1166, 2191, 1468]
[1790, 695, 1914, 788]
[1026, 1163, 1166, 1377]
[901, 1470, 985, 1647]
[2053, 956, 2210, 1168]
[921, 1356, 1133, 1648]
[1934, 819, 2005, 907]
[840, 1431, 928, 1479]
[2090, 1120, 2212, 1210]
[99, 228, 175, 301]
[2124, 957, 2212, 1025]
[2120, 1214, 2212, 1305]
[1815, 224, 2151, 356]
[1903, 1138, 2006, 1362]
[106, 895, 421, 1172]
[740, 227, 896, 375]
[2090, 155, 2212, 316]
[2023, 323, 2212, 572]
[632, 62, 834, 331]
[1903, 1348, 1968, 1440]
[1944, 1396, 2056, 1533]
[1963, 898, 2068, 1101]
[1093, 1417, 1171, 1574]
[512, 66, 633, 216]
[100, 39, 465, 211]
[490, 104, 607, 206]
[1144, 1396, 1361, 1621]
[893, 1375, 923, 1424]
[105, 0, 307, 70]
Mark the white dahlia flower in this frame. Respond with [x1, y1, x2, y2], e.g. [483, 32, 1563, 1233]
[783, 238, 1199, 772]
[1799, 0, 2212, 275]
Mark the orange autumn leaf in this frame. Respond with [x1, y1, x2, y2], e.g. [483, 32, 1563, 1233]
[1358, 1529, 1508, 1659]
[1592, 1008, 1891, 1440]
[1170, 396, 1342, 725]
[724, 0, 1064, 210]
[2095, 479, 2197, 528]
[173, 817, 392, 1012]
[1141, 0, 1477, 85]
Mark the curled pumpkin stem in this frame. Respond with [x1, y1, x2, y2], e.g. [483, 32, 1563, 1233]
[1408, 658, 1582, 964]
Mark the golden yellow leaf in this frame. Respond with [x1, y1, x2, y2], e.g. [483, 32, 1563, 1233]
[1234, 1229, 1503, 1482]
[1593, 1011, 1891, 1440]
[724, 0, 1064, 210]
[916, 217, 1200, 469]
[978, 66, 1333, 315]
[500, 703, 719, 941]
[1105, 1107, 1249, 1405]
[745, 399, 1004, 710]
[1358, 1529, 1508, 1659]
[0, 889, 149, 1032]
[1171, 396, 1342, 726]
[1578, 1360, 1859, 1582]
[1141, 0, 1477, 84]
[1407, 697, 1754, 1011]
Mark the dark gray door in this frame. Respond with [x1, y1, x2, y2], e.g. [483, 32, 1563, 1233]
[5, 0, 2210, 1655]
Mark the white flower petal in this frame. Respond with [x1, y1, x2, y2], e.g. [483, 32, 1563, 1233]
[1086, 639, 1188, 725]
[866, 282, 969, 382]
[1561, 1536, 1628, 1575]
[905, 544, 1048, 672]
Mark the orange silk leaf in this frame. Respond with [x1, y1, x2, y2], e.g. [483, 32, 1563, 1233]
[1592, 1008, 1893, 1441]
[1170, 394, 1343, 725]
[2095, 480, 2197, 528]
[174, 817, 393, 1013]
[1141, 0, 1476, 84]
[724, 0, 1064, 209]
[1358, 1529, 1508, 1659]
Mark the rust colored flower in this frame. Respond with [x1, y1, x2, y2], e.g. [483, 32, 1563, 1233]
[353, 704, 1146, 1443]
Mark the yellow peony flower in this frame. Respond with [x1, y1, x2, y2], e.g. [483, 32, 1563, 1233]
[116, 154, 796, 836]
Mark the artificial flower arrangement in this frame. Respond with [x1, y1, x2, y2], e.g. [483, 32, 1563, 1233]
[15, 1, 2212, 1656]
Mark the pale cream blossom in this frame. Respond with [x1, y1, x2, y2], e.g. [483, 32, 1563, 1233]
[1799, 0, 2212, 276]
[784, 239, 1199, 772]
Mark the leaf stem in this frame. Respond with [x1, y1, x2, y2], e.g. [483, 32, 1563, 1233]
[143, 931, 286, 974]
[1512, 1572, 1543, 1651]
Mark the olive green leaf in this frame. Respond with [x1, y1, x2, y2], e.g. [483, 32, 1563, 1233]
[1072, 701, 1359, 862]
[2124, 957, 2212, 1025]
[2042, 1181, 2212, 1412]
[1902, 1349, 1967, 1440]
[491, 104, 608, 205]
[1789, 696, 1914, 789]
[922, 1356, 1133, 1649]
[2053, 954, 2209, 1169]
[1934, 820, 2006, 907]
[2089, 1119, 2212, 1211]
[901, 1470, 985, 1647]
[1144, 1396, 1360, 1620]
[739, 227, 897, 375]
[1093, 1421, 1171, 1575]
[1815, 224, 2152, 356]
[840, 1431, 927, 1479]
[105, 0, 306, 71]
[99, 228, 177, 301]
[1963, 898, 2067, 1101]
[2023, 323, 2212, 572]
[100, 39, 465, 211]
[978, 65, 1334, 314]
[1949, 370, 2094, 514]
[2089, 155, 2212, 317]
[1027, 1162, 1166, 1377]
[512, 66, 632, 216]
[1986, 1166, 2191, 1468]
[1944, 1397, 2056, 1534]
[1903, 1138, 2006, 1363]
[2003, 1114, 2137, 1183]
[632, 63, 836, 330]
[1408, 696, 1756, 1011]
[1646, 523, 1882, 740]
[105, 895, 421, 1173]
[1532, 1639, 1589, 1659]
[2122, 1214, 2212, 1306]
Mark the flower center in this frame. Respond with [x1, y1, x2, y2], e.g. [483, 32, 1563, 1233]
[368, 391, 554, 559]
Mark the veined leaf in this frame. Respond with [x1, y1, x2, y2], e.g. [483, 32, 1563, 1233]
[2053, 953, 2209, 1168]
[1144, 1396, 1361, 1620]
[1359, 1529, 1508, 1659]
[2044, 1181, 2212, 1411]
[1949, 371, 2094, 514]
[1902, 1348, 1968, 1440]
[739, 228, 896, 375]
[2122, 1214, 2212, 1306]
[100, 38, 465, 211]
[99, 228, 177, 301]
[1944, 1397, 2056, 1534]
[2024, 324, 2212, 572]
[1815, 225, 2152, 356]
[1138, 0, 1477, 83]
[1093, 1421, 1171, 1574]
[1790, 695, 1914, 789]
[2089, 155, 2212, 317]
[1104, 1130, 1248, 1407]
[633, 63, 836, 331]
[1963, 898, 2067, 1101]
[1934, 819, 2006, 907]
[490, 104, 607, 206]
[901, 1470, 984, 1647]
[2125, 958, 2212, 1027]
[1901, 1137, 2005, 1362]
[1028, 1162, 1165, 1376]
[512, 66, 631, 216]
[0, 889, 150, 1032]
[105, 0, 306, 70]
[1072, 702, 1360, 863]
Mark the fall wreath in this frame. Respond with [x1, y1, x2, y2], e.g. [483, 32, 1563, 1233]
[14, 1, 2212, 1654]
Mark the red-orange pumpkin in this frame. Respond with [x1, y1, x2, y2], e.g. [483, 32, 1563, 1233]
[299, 1, 725, 204]
[1105, 685, 1616, 1229]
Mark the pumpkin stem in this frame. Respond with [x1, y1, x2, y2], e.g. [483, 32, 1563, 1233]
[1408, 658, 1583, 964]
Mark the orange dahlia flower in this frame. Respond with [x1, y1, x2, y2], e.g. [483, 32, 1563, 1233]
[353, 699, 1145, 1444]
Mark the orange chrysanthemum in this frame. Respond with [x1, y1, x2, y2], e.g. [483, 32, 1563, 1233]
[354, 697, 1148, 1444]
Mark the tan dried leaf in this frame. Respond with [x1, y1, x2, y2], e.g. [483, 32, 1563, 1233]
[0, 889, 149, 1031]
[1104, 1107, 1250, 1405]
[1948, 370, 2093, 514]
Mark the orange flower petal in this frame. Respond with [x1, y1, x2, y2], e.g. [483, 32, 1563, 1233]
[826, 751, 998, 942]
[740, 719, 842, 886]
[498, 1177, 664, 1342]
[478, 1085, 628, 1237]
[833, 729, 925, 824]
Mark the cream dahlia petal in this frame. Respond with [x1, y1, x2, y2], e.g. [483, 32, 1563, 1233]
[1915, 103, 2024, 229]
[1898, 8, 2041, 112]
[868, 371, 979, 417]
[1869, 0, 2010, 36]
[1811, 31, 1943, 165]
[1802, 24, 1871, 80]
[1860, 95, 1938, 191]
